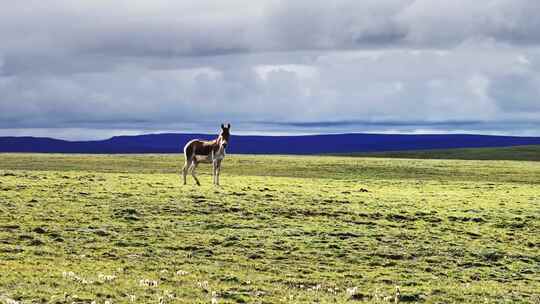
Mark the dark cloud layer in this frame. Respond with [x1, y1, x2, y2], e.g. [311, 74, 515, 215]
[3, 0, 540, 58]
[1, 0, 540, 139]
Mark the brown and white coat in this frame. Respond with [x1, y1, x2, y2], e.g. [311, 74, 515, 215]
[182, 124, 230, 186]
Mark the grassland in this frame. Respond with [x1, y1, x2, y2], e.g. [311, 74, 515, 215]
[0, 153, 538, 303]
[342, 145, 540, 162]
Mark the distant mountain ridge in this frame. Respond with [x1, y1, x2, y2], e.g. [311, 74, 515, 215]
[1, 133, 540, 154]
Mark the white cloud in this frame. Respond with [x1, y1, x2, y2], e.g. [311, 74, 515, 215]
[0, 0, 540, 138]
[516, 55, 530, 65]
[255, 65, 319, 81]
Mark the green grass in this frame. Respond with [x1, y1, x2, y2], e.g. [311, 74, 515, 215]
[0, 153, 539, 303]
[340, 145, 540, 161]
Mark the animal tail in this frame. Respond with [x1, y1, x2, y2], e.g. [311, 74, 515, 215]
[183, 140, 196, 161]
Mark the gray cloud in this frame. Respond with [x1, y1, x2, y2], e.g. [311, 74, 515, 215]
[1, 0, 540, 138]
[2, 0, 540, 59]
[399, 0, 540, 46]
[489, 72, 540, 112]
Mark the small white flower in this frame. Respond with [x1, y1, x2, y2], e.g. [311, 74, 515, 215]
[98, 274, 117, 282]
[139, 278, 159, 287]
[1, 297, 20, 304]
[197, 281, 209, 290]
[346, 287, 358, 297]
[62, 271, 93, 284]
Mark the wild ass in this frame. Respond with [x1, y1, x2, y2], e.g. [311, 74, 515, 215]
[182, 124, 231, 186]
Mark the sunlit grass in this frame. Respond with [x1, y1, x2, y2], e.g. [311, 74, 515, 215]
[0, 153, 538, 303]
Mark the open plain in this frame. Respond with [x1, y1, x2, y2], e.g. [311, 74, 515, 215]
[0, 152, 538, 303]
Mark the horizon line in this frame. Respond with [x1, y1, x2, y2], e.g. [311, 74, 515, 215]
[2, 131, 540, 143]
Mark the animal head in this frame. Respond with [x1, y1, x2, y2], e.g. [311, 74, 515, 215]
[219, 123, 231, 149]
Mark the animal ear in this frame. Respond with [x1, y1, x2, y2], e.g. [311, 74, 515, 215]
[221, 124, 225, 129]
[227, 123, 231, 129]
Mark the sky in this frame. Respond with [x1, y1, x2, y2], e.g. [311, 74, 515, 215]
[1, 0, 540, 140]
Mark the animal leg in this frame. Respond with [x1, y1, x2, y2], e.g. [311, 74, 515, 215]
[215, 159, 222, 186]
[212, 160, 218, 185]
[182, 160, 191, 185]
[190, 161, 201, 186]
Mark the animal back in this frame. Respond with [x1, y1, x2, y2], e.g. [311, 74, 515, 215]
[184, 139, 216, 158]
[195, 143, 214, 156]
